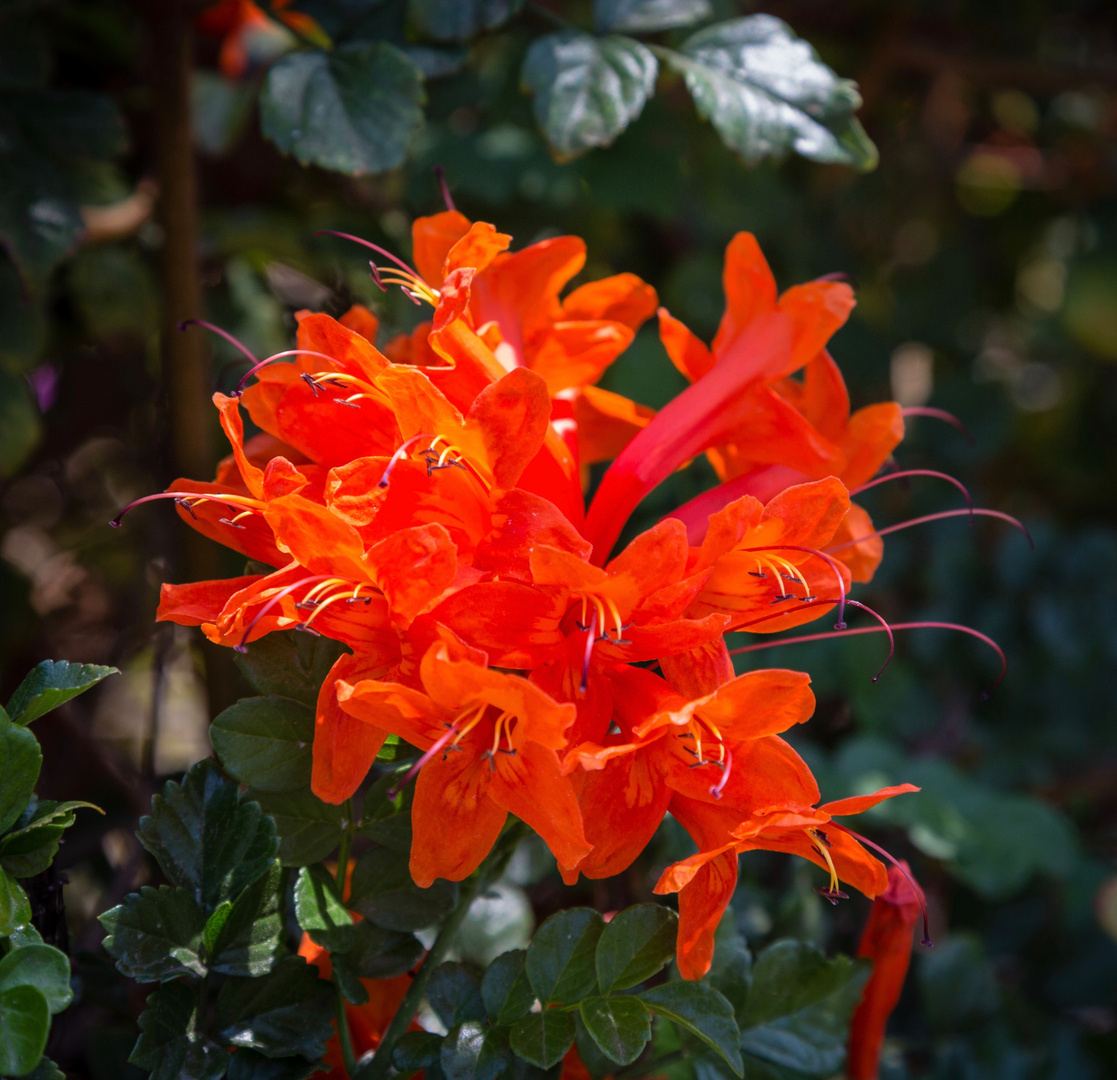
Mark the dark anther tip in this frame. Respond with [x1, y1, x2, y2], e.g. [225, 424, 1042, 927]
[109, 519, 123, 528]
[921, 937, 934, 948]
[834, 621, 848, 631]
[176, 320, 192, 331]
[234, 644, 249, 654]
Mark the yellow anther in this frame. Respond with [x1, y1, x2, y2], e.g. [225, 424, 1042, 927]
[809, 828, 842, 895]
[452, 701, 490, 745]
[229, 510, 255, 524]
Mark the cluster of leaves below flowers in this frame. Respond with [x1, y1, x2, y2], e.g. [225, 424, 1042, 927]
[0, 660, 117, 1079]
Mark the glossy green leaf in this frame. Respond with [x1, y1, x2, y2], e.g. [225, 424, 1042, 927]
[251, 789, 345, 868]
[429, 962, 487, 1028]
[293, 864, 356, 951]
[738, 940, 869, 1075]
[526, 908, 605, 1005]
[227, 1049, 318, 1080]
[523, 32, 657, 160]
[510, 1009, 576, 1070]
[573, 1015, 616, 1080]
[331, 919, 423, 983]
[393, 1031, 444, 1072]
[136, 759, 278, 914]
[348, 845, 458, 932]
[0, 984, 50, 1077]
[233, 632, 348, 708]
[130, 980, 227, 1080]
[408, 0, 522, 41]
[0, 869, 31, 937]
[98, 885, 207, 982]
[440, 1021, 512, 1080]
[216, 956, 335, 1060]
[207, 861, 283, 977]
[6, 660, 117, 726]
[594, 0, 711, 33]
[9, 1057, 66, 1080]
[0, 710, 42, 835]
[261, 43, 425, 176]
[0, 798, 100, 878]
[595, 904, 677, 993]
[663, 15, 877, 169]
[579, 996, 651, 1066]
[211, 696, 315, 792]
[640, 982, 742, 1076]
[482, 949, 536, 1024]
[0, 943, 72, 1014]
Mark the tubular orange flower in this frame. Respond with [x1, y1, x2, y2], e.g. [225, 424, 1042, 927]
[847, 862, 924, 1080]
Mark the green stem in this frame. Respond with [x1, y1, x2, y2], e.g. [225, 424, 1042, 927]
[362, 823, 526, 1080]
[336, 798, 354, 894]
[335, 979, 359, 1077]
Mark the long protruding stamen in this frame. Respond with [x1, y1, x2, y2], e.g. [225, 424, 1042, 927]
[843, 600, 895, 682]
[378, 433, 437, 488]
[824, 508, 1033, 554]
[741, 545, 849, 628]
[316, 230, 424, 281]
[580, 607, 600, 694]
[808, 827, 846, 901]
[233, 350, 340, 394]
[851, 469, 974, 525]
[234, 575, 337, 653]
[387, 725, 461, 799]
[110, 491, 262, 527]
[827, 822, 933, 947]
[179, 319, 258, 364]
[710, 748, 733, 799]
[728, 620, 1007, 699]
[901, 406, 976, 445]
[434, 164, 456, 212]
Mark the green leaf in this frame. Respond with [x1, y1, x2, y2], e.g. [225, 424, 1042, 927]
[393, 1031, 444, 1072]
[704, 910, 752, 1020]
[594, 0, 711, 33]
[0, 710, 42, 835]
[207, 861, 284, 977]
[331, 919, 423, 983]
[216, 956, 335, 1060]
[7, 1057, 66, 1080]
[482, 949, 536, 1024]
[136, 759, 278, 914]
[510, 1010, 576, 1070]
[0, 370, 40, 478]
[0, 984, 50, 1077]
[408, 0, 522, 41]
[252, 789, 345, 868]
[441, 1022, 512, 1080]
[261, 43, 425, 176]
[233, 632, 348, 707]
[98, 886, 207, 983]
[737, 940, 869, 1076]
[6, 660, 117, 726]
[640, 982, 742, 1076]
[595, 904, 677, 993]
[227, 1049, 318, 1080]
[0, 89, 127, 286]
[348, 845, 458, 932]
[130, 980, 227, 1080]
[0, 943, 72, 1014]
[526, 908, 605, 1005]
[579, 996, 651, 1066]
[663, 15, 877, 169]
[428, 962, 487, 1028]
[522, 32, 657, 160]
[0, 799, 101, 878]
[211, 696, 315, 792]
[293, 864, 356, 952]
[573, 1016, 616, 1080]
[0, 870, 31, 937]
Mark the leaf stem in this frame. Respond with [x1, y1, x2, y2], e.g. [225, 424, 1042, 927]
[361, 822, 526, 1080]
[335, 979, 359, 1077]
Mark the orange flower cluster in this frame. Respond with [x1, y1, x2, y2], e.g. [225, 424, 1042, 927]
[138, 213, 919, 979]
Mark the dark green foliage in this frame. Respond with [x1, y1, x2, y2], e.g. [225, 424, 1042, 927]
[578, 996, 652, 1066]
[293, 864, 356, 951]
[5, 660, 117, 726]
[481, 950, 535, 1024]
[348, 843, 458, 931]
[594, 904, 677, 993]
[0, 985, 51, 1078]
[0, 943, 73, 1014]
[205, 861, 284, 977]
[136, 760, 278, 914]
[99, 886, 208, 982]
[233, 633, 348, 708]
[594, 0, 711, 34]
[0, 712, 42, 836]
[211, 696, 315, 793]
[639, 983, 742, 1076]
[130, 982, 226, 1080]
[261, 43, 425, 175]
[409, 0, 523, 41]
[428, 963, 487, 1028]
[525, 908, 605, 1005]
[251, 789, 345, 868]
[509, 1010, 577, 1071]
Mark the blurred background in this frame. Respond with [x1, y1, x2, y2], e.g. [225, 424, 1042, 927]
[1, 0, 1116, 1076]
